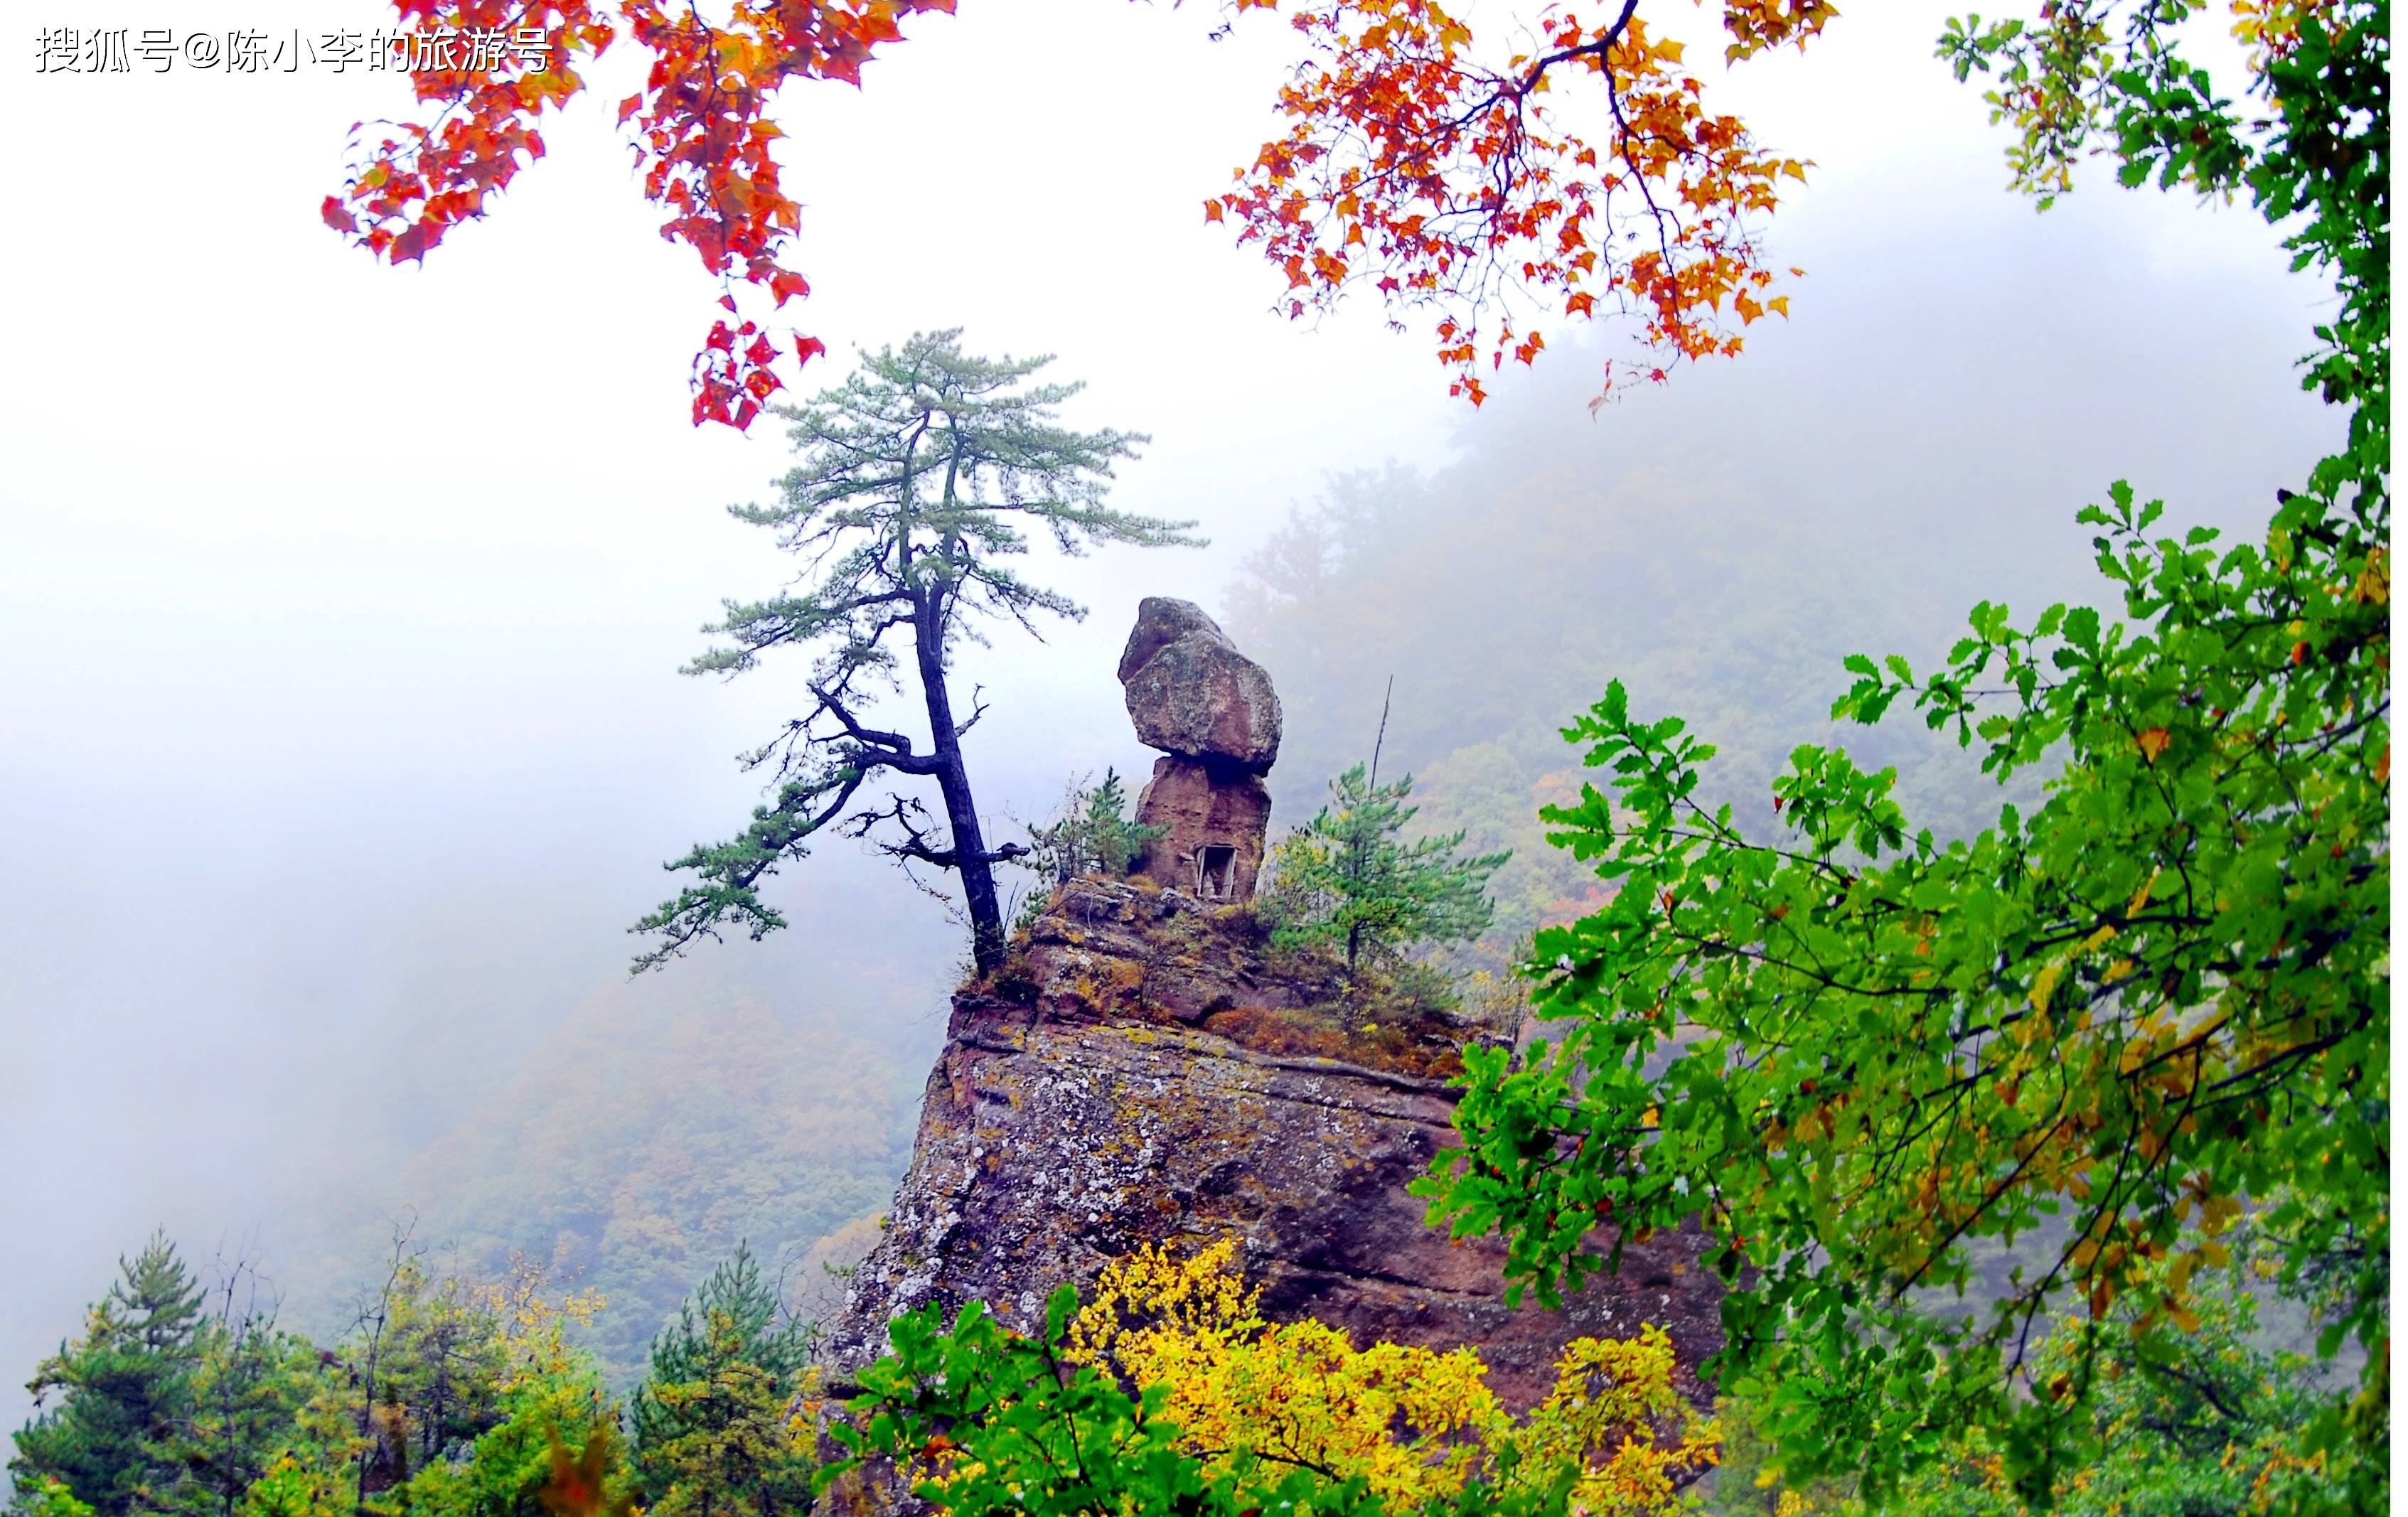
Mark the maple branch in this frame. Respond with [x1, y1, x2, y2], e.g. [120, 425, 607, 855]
[1509, 0, 1641, 104]
[1425, 0, 1642, 144]
[1604, 58, 1681, 269]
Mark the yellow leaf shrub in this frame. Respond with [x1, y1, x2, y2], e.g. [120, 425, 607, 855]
[1062, 1240, 1719, 1514]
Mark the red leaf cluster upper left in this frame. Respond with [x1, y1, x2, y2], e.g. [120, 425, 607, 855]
[328, 0, 953, 429]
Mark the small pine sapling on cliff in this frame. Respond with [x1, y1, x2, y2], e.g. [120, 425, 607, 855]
[1263, 763, 1509, 975]
[1012, 769, 1167, 932]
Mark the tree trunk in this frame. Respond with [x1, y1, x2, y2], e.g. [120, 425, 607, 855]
[914, 593, 1007, 976]
[354, 1338, 380, 1514]
[353, 1235, 406, 1516]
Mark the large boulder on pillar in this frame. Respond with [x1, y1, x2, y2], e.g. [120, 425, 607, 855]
[1119, 599, 1282, 774]
[1116, 599, 1283, 899]
[1116, 597, 1231, 685]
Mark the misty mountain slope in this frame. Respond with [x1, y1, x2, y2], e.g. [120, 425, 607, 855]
[1226, 284, 2339, 955]
[429, 998, 913, 1372]
[272, 938, 939, 1385]
[1226, 459, 2033, 951]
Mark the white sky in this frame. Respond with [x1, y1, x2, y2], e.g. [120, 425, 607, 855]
[0, 0, 2337, 1447]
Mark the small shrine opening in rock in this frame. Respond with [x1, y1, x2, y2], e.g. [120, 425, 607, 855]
[1197, 844, 1238, 899]
[1115, 597, 1283, 900]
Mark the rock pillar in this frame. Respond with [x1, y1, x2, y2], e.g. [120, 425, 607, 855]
[1115, 598, 1283, 900]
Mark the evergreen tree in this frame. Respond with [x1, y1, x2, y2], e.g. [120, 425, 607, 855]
[628, 1245, 812, 1511]
[631, 330, 1202, 977]
[12, 1482, 96, 1517]
[359, 1259, 621, 1517]
[371, 1265, 508, 1479]
[636, 1315, 812, 1517]
[1265, 764, 1509, 972]
[374, 1348, 624, 1517]
[11, 1233, 207, 1517]
[178, 1267, 328, 1517]
[1015, 769, 1165, 923]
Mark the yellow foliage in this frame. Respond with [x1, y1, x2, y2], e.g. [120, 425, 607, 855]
[2028, 960, 2067, 1017]
[1064, 1240, 1719, 1513]
[478, 1255, 608, 1393]
[1518, 1334, 1718, 1515]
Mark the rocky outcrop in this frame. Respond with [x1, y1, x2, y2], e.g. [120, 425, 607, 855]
[1116, 599, 1284, 899]
[820, 879, 1724, 1415]
[1118, 598, 1282, 773]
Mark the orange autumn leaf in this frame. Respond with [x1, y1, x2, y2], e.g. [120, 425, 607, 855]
[2136, 727, 2172, 763]
[535, 1422, 632, 1517]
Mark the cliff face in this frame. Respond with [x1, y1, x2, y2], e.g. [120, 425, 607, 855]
[820, 877, 1723, 1413]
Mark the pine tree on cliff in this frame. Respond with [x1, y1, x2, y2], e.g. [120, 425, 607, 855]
[1266, 763, 1509, 973]
[11, 1233, 206, 1517]
[633, 330, 1199, 977]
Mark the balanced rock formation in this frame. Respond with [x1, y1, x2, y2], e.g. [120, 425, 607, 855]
[1118, 599, 1281, 900]
[818, 878, 1725, 1415]
[1119, 598, 1283, 770]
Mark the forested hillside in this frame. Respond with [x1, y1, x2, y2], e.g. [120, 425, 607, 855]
[1226, 424, 2136, 960]
[375, 992, 916, 1377]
